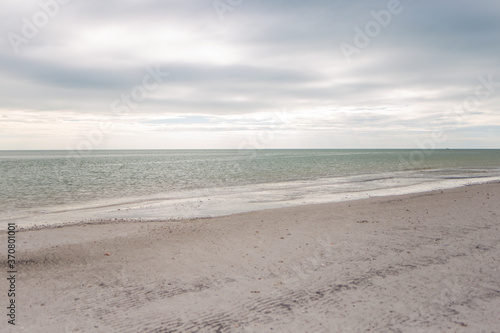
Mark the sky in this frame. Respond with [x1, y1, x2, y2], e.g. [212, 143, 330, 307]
[0, 0, 499, 150]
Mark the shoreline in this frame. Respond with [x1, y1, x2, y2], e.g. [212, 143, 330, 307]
[3, 175, 500, 231]
[1, 182, 500, 332]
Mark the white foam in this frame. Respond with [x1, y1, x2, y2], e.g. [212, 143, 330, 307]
[4, 171, 500, 229]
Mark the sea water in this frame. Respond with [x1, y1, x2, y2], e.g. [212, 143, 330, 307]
[1, 149, 499, 228]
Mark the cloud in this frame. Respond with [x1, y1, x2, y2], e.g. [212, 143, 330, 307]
[0, 0, 499, 149]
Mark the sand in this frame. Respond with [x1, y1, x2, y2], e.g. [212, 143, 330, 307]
[1, 182, 500, 332]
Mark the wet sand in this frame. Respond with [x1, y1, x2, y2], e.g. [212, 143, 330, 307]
[1, 182, 500, 332]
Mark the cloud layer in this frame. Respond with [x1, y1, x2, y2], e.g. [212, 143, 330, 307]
[1, 0, 499, 149]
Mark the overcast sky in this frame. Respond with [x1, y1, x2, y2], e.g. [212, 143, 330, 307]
[1, 0, 499, 149]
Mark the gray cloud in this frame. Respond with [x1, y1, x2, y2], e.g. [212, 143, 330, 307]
[1, 0, 499, 148]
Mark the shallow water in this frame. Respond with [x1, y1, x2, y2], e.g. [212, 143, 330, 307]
[1, 149, 499, 227]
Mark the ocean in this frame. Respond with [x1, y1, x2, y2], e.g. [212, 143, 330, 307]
[1, 149, 499, 228]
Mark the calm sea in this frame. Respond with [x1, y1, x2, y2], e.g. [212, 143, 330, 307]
[1, 149, 499, 227]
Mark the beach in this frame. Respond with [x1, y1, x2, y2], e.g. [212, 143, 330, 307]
[2, 182, 500, 332]
[2, 0, 500, 331]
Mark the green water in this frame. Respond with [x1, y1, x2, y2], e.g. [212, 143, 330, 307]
[1, 149, 499, 215]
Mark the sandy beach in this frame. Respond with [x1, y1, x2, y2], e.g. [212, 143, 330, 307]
[2, 182, 500, 332]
